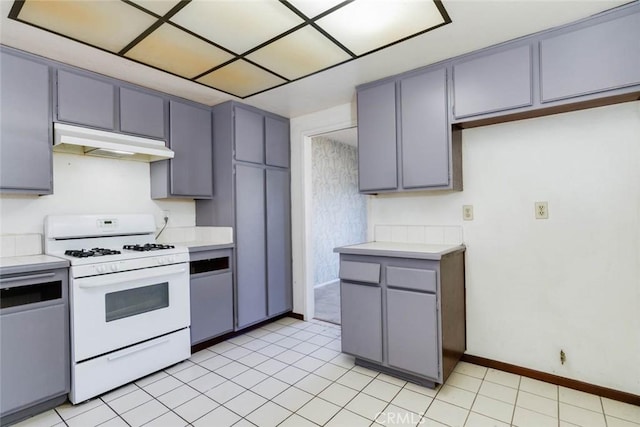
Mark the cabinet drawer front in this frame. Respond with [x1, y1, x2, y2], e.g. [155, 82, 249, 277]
[386, 267, 436, 293]
[339, 260, 380, 284]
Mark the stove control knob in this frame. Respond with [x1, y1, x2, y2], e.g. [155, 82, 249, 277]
[167, 256, 175, 264]
[97, 265, 106, 274]
[110, 264, 118, 272]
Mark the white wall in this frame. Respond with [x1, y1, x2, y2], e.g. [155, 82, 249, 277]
[369, 102, 640, 394]
[0, 153, 195, 236]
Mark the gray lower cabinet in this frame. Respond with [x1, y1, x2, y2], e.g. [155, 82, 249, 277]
[196, 101, 292, 331]
[56, 69, 115, 130]
[0, 50, 52, 195]
[386, 289, 439, 379]
[540, 11, 640, 103]
[189, 249, 234, 345]
[452, 44, 533, 119]
[0, 268, 69, 424]
[337, 250, 465, 386]
[151, 100, 213, 199]
[119, 87, 166, 139]
[341, 282, 383, 363]
[357, 67, 461, 194]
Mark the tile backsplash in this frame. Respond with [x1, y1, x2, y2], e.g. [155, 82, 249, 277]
[374, 225, 463, 245]
[0, 234, 43, 257]
[156, 226, 233, 245]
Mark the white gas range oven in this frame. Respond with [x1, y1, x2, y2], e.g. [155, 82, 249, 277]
[44, 214, 190, 404]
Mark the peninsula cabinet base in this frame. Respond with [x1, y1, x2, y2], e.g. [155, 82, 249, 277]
[355, 358, 438, 389]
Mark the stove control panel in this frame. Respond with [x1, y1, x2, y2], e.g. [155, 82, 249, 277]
[71, 252, 190, 279]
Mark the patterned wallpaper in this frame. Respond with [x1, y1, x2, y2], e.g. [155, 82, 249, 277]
[312, 137, 367, 286]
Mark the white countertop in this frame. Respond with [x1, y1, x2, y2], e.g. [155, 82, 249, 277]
[0, 254, 69, 273]
[334, 241, 465, 260]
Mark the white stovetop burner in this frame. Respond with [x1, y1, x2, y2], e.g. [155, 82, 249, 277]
[44, 214, 189, 275]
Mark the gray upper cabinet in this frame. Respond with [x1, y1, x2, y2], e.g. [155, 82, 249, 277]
[56, 70, 115, 130]
[234, 107, 264, 164]
[400, 68, 449, 189]
[0, 51, 52, 195]
[357, 81, 398, 192]
[265, 116, 290, 168]
[167, 100, 213, 198]
[453, 44, 533, 118]
[540, 12, 640, 103]
[357, 68, 460, 193]
[119, 87, 166, 139]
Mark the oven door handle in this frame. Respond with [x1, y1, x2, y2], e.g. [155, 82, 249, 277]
[78, 267, 187, 289]
[107, 338, 170, 362]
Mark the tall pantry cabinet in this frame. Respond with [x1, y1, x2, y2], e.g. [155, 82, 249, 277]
[196, 102, 292, 330]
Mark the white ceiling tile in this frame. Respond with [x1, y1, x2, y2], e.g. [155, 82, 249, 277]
[246, 26, 351, 80]
[125, 23, 234, 78]
[197, 60, 286, 97]
[288, 0, 346, 19]
[316, 0, 445, 55]
[170, 0, 304, 54]
[17, 0, 156, 53]
[130, 0, 181, 17]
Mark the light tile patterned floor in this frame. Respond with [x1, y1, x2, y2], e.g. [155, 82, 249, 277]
[13, 317, 640, 427]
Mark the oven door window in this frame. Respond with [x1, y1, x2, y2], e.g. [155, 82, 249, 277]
[105, 282, 169, 322]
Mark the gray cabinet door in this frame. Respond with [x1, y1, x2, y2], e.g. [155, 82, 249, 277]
[453, 45, 533, 118]
[540, 12, 640, 102]
[0, 52, 52, 194]
[400, 68, 449, 189]
[386, 289, 439, 379]
[265, 116, 289, 168]
[266, 169, 292, 316]
[357, 81, 398, 192]
[190, 272, 234, 344]
[169, 100, 213, 197]
[341, 282, 383, 363]
[235, 164, 267, 328]
[120, 87, 166, 139]
[56, 70, 114, 129]
[234, 107, 264, 164]
[1, 304, 68, 415]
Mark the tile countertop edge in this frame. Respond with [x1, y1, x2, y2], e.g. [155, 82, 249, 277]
[333, 242, 466, 260]
[0, 255, 70, 275]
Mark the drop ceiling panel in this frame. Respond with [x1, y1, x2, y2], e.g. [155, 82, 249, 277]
[316, 0, 446, 55]
[125, 23, 234, 78]
[130, 0, 182, 17]
[17, 0, 156, 53]
[287, 0, 346, 19]
[170, 0, 304, 54]
[246, 26, 351, 80]
[197, 60, 287, 98]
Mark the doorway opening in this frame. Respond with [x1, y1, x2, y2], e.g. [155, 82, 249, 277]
[310, 127, 366, 324]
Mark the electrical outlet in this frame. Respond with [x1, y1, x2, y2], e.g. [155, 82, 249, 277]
[462, 205, 474, 221]
[535, 202, 548, 219]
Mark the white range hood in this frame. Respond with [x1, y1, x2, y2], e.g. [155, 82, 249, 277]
[53, 123, 174, 162]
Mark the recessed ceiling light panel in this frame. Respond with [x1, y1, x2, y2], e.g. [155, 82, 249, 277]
[246, 26, 351, 80]
[197, 60, 287, 98]
[287, 0, 347, 19]
[17, 0, 157, 53]
[171, 0, 304, 54]
[316, 0, 446, 55]
[129, 0, 182, 17]
[125, 23, 234, 78]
